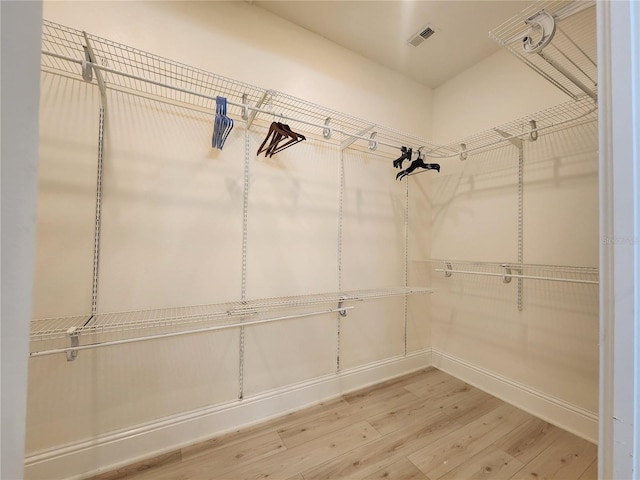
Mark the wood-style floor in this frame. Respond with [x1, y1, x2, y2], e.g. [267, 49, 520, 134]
[92, 368, 597, 480]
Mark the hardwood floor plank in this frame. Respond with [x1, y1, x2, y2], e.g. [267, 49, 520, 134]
[87, 450, 182, 480]
[181, 398, 350, 461]
[403, 370, 464, 398]
[440, 392, 503, 425]
[222, 421, 381, 480]
[408, 402, 532, 479]
[302, 413, 459, 480]
[494, 417, 564, 465]
[510, 431, 597, 480]
[343, 368, 437, 403]
[578, 459, 598, 480]
[363, 457, 430, 480]
[369, 380, 489, 436]
[277, 406, 357, 448]
[346, 388, 421, 422]
[436, 444, 524, 480]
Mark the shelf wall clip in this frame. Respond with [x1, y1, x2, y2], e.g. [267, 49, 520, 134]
[502, 264, 513, 284]
[323, 118, 332, 139]
[444, 262, 453, 277]
[81, 45, 93, 82]
[246, 90, 274, 129]
[368, 132, 378, 151]
[459, 144, 468, 161]
[66, 327, 79, 362]
[241, 94, 249, 121]
[529, 120, 539, 141]
[338, 298, 348, 317]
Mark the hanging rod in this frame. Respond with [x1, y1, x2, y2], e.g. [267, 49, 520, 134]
[434, 268, 598, 285]
[41, 51, 399, 151]
[29, 306, 354, 358]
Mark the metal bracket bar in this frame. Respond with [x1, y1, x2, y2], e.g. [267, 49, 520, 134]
[323, 118, 332, 139]
[459, 143, 468, 161]
[502, 264, 513, 283]
[81, 45, 93, 82]
[340, 125, 373, 151]
[246, 90, 273, 129]
[82, 32, 107, 105]
[529, 120, 539, 141]
[338, 299, 348, 317]
[537, 51, 597, 101]
[444, 262, 453, 277]
[241, 94, 249, 121]
[66, 327, 79, 362]
[494, 128, 524, 149]
[368, 132, 378, 151]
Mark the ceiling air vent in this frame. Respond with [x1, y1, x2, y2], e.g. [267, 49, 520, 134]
[408, 24, 436, 47]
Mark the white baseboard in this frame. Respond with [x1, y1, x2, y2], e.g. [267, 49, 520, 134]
[24, 349, 431, 480]
[25, 347, 597, 479]
[431, 348, 598, 444]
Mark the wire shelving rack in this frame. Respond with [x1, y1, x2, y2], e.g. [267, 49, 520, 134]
[36, 18, 598, 358]
[489, 0, 597, 101]
[41, 19, 596, 163]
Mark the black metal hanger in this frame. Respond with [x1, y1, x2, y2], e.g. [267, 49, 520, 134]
[396, 148, 440, 180]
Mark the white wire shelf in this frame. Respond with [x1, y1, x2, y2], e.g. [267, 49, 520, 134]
[435, 95, 597, 160]
[419, 259, 598, 285]
[41, 19, 596, 163]
[30, 287, 434, 345]
[40, 20, 441, 158]
[489, 0, 597, 101]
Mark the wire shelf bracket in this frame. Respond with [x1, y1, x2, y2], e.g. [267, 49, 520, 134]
[489, 0, 597, 101]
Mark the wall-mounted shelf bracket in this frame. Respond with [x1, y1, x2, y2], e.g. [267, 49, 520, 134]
[529, 120, 539, 141]
[241, 94, 249, 121]
[338, 298, 348, 317]
[444, 262, 453, 277]
[522, 10, 556, 53]
[459, 144, 468, 161]
[82, 32, 106, 103]
[81, 45, 93, 82]
[368, 132, 378, 151]
[66, 327, 79, 362]
[501, 264, 524, 284]
[340, 125, 373, 151]
[494, 128, 524, 149]
[323, 118, 332, 139]
[246, 90, 274, 129]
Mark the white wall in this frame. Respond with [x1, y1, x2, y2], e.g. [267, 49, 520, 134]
[432, 49, 568, 144]
[1, 2, 43, 479]
[27, 2, 433, 478]
[426, 45, 599, 440]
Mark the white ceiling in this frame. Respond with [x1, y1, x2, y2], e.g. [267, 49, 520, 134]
[254, 1, 528, 88]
